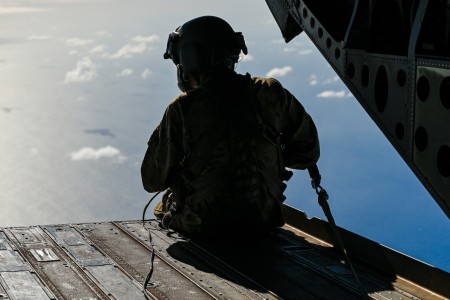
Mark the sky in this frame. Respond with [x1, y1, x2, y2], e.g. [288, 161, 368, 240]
[0, 0, 449, 273]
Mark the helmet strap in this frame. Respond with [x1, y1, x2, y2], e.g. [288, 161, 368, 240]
[177, 64, 192, 92]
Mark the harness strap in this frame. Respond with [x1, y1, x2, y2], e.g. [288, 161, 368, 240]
[308, 164, 368, 299]
[141, 191, 161, 299]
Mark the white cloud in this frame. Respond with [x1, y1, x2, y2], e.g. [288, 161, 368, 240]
[66, 38, 93, 47]
[95, 30, 113, 37]
[0, 7, 49, 14]
[109, 43, 146, 59]
[316, 90, 347, 98]
[309, 74, 318, 86]
[132, 34, 159, 43]
[283, 47, 296, 52]
[309, 75, 341, 86]
[108, 34, 159, 59]
[322, 75, 340, 84]
[266, 66, 293, 78]
[240, 54, 254, 62]
[65, 57, 97, 83]
[298, 49, 313, 55]
[141, 68, 152, 79]
[69, 145, 126, 162]
[117, 68, 133, 77]
[271, 39, 285, 44]
[28, 35, 51, 41]
[90, 45, 107, 53]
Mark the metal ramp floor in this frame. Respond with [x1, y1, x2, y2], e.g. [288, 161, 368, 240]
[0, 205, 449, 299]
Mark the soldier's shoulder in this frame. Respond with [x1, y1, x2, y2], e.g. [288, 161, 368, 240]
[251, 76, 286, 102]
[252, 76, 283, 88]
[169, 88, 204, 106]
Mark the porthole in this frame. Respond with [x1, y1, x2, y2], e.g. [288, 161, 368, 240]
[439, 77, 450, 109]
[397, 69, 406, 87]
[375, 65, 388, 113]
[395, 123, 404, 140]
[437, 145, 450, 177]
[361, 65, 369, 88]
[326, 37, 331, 49]
[417, 76, 430, 102]
[415, 126, 428, 152]
[347, 63, 355, 79]
[318, 27, 324, 38]
[335, 48, 341, 60]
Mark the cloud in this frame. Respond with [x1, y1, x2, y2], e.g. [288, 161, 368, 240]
[283, 47, 296, 52]
[309, 74, 341, 86]
[298, 49, 313, 55]
[66, 38, 93, 47]
[84, 129, 115, 138]
[132, 34, 159, 43]
[117, 68, 133, 77]
[322, 75, 340, 84]
[108, 34, 159, 59]
[141, 68, 152, 79]
[240, 54, 254, 62]
[309, 74, 318, 86]
[109, 43, 146, 59]
[271, 39, 285, 44]
[90, 45, 107, 53]
[65, 57, 97, 83]
[95, 30, 113, 37]
[69, 145, 126, 162]
[28, 35, 51, 41]
[266, 66, 293, 78]
[316, 90, 347, 98]
[0, 7, 49, 14]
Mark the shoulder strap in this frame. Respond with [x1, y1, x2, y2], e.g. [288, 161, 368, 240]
[250, 78, 293, 182]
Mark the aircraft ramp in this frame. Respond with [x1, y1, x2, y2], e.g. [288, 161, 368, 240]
[0, 205, 448, 299]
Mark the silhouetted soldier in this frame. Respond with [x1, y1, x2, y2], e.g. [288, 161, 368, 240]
[141, 16, 320, 237]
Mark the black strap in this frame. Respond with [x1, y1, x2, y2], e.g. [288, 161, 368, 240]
[308, 164, 368, 299]
[249, 77, 292, 183]
[141, 191, 161, 298]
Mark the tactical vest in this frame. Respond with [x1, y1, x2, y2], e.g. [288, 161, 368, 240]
[170, 73, 289, 236]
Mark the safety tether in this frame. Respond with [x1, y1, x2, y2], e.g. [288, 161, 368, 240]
[141, 191, 161, 299]
[308, 164, 368, 299]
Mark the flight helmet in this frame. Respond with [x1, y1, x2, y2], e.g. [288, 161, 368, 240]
[163, 16, 248, 91]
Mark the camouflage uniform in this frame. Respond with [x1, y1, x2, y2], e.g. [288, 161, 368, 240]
[141, 68, 319, 236]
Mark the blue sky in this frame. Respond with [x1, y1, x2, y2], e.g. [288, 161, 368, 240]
[0, 0, 449, 272]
